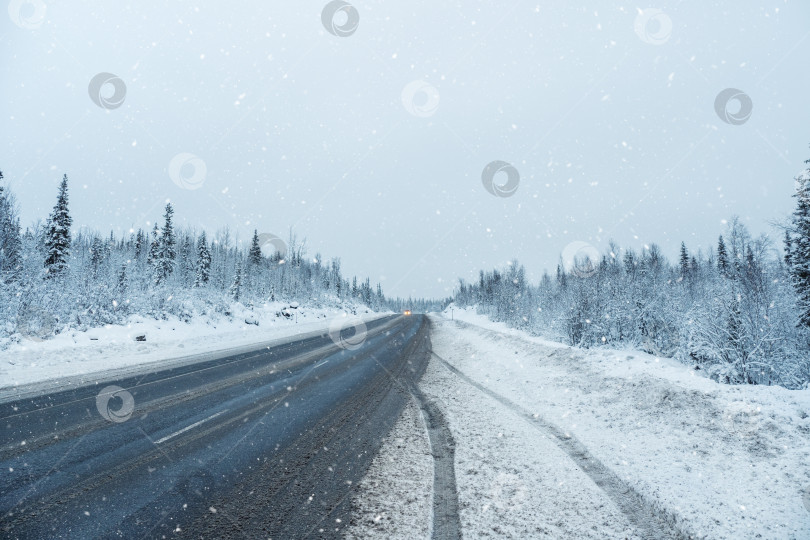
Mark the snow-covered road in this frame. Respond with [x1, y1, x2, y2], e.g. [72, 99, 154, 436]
[348, 311, 810, 539]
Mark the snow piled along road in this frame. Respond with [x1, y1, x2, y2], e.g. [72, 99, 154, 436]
[0, 302, 387, 398]
[348, 310, 810, 539]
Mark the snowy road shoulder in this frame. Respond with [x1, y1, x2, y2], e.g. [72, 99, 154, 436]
[346, 399, 433, 539]
[349, 313, 810, 539]
[349, 319, 649, 539]
[416, 339, 643, 539]
[428, 314, 810, 539]
[0, 305, 389, 401]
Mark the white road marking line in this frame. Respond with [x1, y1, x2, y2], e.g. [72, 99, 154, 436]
[154, 410, 228, 445]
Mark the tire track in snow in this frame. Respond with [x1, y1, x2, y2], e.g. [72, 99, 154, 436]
[407, 381, 462, 540]
[406, 325, 462, 540]
[429, 350, 695, 540]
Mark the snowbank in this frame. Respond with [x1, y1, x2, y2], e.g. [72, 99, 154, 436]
[0, 301, 389, 398]
[425, 311, 810, 538]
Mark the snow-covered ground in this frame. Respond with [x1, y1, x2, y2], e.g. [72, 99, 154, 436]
[346, 399, 433, 539]
[0, 302, 387, 398]
[350, 307, 810, 539]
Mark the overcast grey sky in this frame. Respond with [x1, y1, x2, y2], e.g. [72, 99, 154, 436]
[2, 1, 809, 298]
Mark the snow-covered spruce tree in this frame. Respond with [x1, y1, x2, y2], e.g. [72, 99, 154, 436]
[717, 235, 729, 277]
[679, 242, 690, 279]
[361, 277, 373, 307]
[155, 203, 176, 285]
[43, 174, 72, 278]
[134, 229, 145, 261]
[116, 262, 127, 295]
[783, 229, 792, 268]
[248, 229, 262, 266]
[331, 259, 342, 298]
[0, 171, 23, 283]
[230, 260, 242, 301]
[376, 283, 384, 310]
[147, 224, 159, 270]
[90, 236, 105, 278]
[194, 231, 211, 287]
[0, 171, 24, 330]
[245, 229, 264, 297]
[789, 159, 810, 329]
[176, 233, 194, 287]
[556, 261, 568, 289]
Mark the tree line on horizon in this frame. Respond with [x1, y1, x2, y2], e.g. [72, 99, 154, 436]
[0, 170, 436, 344]
[5, 156, 810, 390]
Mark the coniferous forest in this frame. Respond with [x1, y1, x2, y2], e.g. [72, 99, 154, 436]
[453, 154, 810, 389]
[0, 170, 443, 345]
[4, 157, 810, 389]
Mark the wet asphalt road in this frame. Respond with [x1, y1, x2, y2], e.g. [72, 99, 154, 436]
[0, 314, 431, 539]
